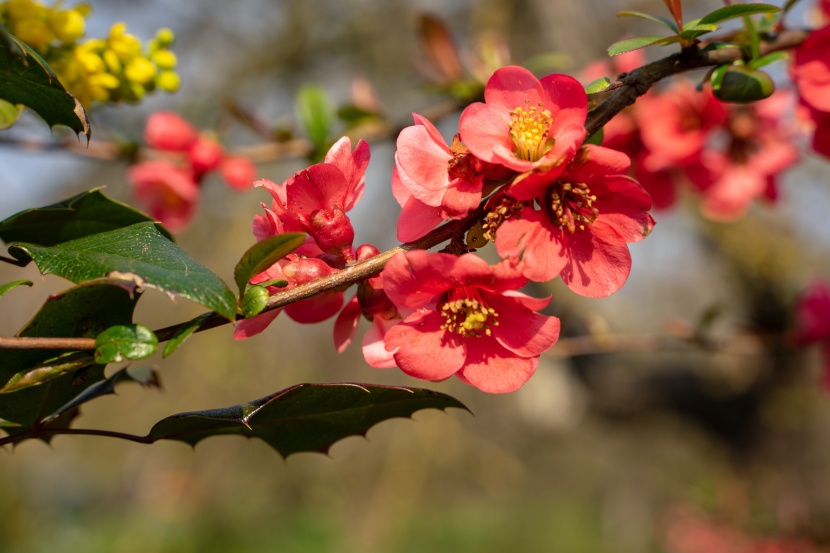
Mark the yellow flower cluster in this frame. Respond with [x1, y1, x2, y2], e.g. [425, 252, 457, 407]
[0, 0, 179, 107]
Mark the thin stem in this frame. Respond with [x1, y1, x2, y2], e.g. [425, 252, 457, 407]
[0, 428, 153, 447]
[0, 255, 29, 267]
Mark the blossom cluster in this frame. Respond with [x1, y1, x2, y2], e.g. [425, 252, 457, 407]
[235, 65, 655, 393]
[792, 0, 830, 159]
[583, 51, 800, 222]
[0, 0, 179, 107]
[127, 112, 256, 232]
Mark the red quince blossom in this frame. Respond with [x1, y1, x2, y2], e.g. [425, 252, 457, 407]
[219, 156, 257, 191]
[393, 113, 509, 241]
[334, 245, 403, 368]
[256, 137, 369, 262]
[793, 280, 830, 390]
[233, 256, 344, 340]
[792, 24, 830, 158]
[127, 161, 199, 232]
[685, 92, 799, 221]
[638, 82, 727, 173]
[144, 111, 199, 152]
[494, 145, 654, 297]
[459, 65, 588, 191]
[380, 250, 560, 393]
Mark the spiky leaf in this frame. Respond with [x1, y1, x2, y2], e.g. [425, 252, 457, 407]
[148, 383, 467, 457]
[0, 188, 173, 247]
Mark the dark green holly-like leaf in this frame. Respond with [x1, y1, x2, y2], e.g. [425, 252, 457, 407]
[8, 222, 237, 320]
[94, 324, 158, 364]
[148, 383, 468, 458]
[233, 233, 305, 294]
[0, 188, 173, 247]
[0, 279, 32, 298]
[0, 281, 138, 428]
[0, 23, 90, 137]
[41, 365, 161, 425]
[698, 4, 780, 25]
[608, 35, 675, 57]
[162, 312, 215, 358]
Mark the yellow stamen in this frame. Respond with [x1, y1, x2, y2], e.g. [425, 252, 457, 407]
[548, 182, 598, 234]
[509, 103, 554, 161]
[440, 289, 499, 338]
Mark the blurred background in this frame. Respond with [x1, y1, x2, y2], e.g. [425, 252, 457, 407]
[3, 0, 830, 551]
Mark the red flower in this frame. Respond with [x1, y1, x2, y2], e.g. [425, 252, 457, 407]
[127, 161, 199, 232]
[638, 83, 727, 173]
[393, 113, 508, 241]
[792, 25, 830, 114]
[256, 137, 369, 262]
[219, 156, 256, 190]
[494, 145, 654, 297]
[792, 24, 830, 158]
[459, 66, 587, 185]
[794, 280, 830, 391]
[380, 251, 560, 393]
[144, 112, 199, 152]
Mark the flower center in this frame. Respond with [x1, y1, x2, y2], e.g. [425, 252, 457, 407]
[440, 287, 499, 338]
[546, 181, 599, 234]
[509, 104, 554, 162]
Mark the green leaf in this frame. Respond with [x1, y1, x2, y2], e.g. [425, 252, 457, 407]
[584, 77, 611, 95]
[0, 188, 173, 247]
[148, 383, 468, 457]
[233, 233, 306, 294]
[0, 98, 21, 129]
[0, 352, 96, 394]
[617, 11, 679, 33]
[0, 281, 138, 428]
[0, 23, 90, 137]
[698, 4, 780, 25]
[241, 285, 270, 318]
[748, 51, 789, 69]
[678, 23, 720, 41]
[162, 312, 215, 358]
[8, 222, 237, 320]
[608, 35, 673, 57]
[94, 324, 158, 364]
[41, 366, 161, 425]
[295, 84, 334, 154]
[0, 279, 32, 298]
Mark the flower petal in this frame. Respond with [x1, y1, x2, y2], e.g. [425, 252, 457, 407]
[458, 340, 538, 393]
[385, 310, 466, 381]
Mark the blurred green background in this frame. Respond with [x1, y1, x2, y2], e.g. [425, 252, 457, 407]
[4, 0, 830, 551]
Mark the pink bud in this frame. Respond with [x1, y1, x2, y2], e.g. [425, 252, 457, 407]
[309, 207, 355, 260]
[145, 112, 199, 151]
[189, 136, 225, 175]
[219, 156, 256, 190]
